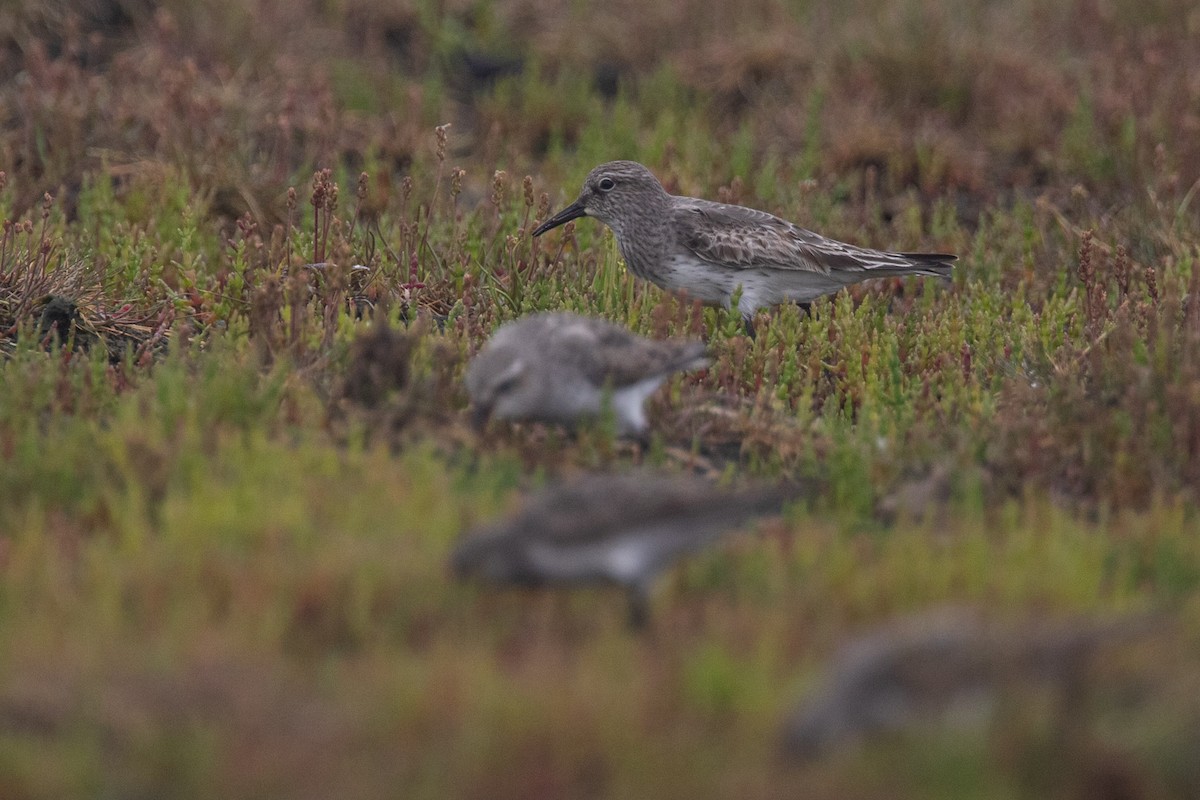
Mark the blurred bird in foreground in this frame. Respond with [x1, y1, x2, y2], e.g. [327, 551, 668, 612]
[782, 608, 1165, 761]
[466, 311, 708, 439]
[450, 471, 789, 628]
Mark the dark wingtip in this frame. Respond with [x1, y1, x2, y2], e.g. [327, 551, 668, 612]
[674, 340, 711, 372]
[897, 252, 957, 279]
[900, 252, 958, 263]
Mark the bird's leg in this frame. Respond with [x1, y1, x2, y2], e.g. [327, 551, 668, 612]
[625, 582, 653, 631]
[742, 315, 757, 340]
[798, 302, 812, 316]
[630, 427, 653, 456]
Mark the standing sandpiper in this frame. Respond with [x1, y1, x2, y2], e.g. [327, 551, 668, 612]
[450, 471, 788, 627]
[466, 311, 708, 438]
[533, 161, 956, 334]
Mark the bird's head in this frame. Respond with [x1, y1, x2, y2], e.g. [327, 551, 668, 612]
[532, 161, 668, 238]
[465, 344, 533, 430]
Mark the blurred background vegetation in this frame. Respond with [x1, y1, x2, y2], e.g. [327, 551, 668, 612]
[1, 0, 1200, 798]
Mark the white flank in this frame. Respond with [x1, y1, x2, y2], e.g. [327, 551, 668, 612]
[611, 377, 666, 435]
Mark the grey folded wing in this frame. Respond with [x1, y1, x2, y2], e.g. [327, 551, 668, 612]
[675, 199, 955, 277]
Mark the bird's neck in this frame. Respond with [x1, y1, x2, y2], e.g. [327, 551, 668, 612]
[612, 194, 671, 280]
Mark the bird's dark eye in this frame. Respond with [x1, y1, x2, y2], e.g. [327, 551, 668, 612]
[597, 177, 616, 192]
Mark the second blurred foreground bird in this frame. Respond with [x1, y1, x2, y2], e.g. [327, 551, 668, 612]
[533, 161, 956, 336]
[466, 311, 708, 439]
[782, 608, 1163, 761]
[450, 472, 789, 628]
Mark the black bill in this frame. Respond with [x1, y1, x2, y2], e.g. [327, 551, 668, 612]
[532, 198, 587, 237]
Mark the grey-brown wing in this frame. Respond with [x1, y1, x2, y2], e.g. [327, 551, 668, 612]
[674, 198, 955, 275]
[514, 473, 786, 544]
[551, 316, 707, 389]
